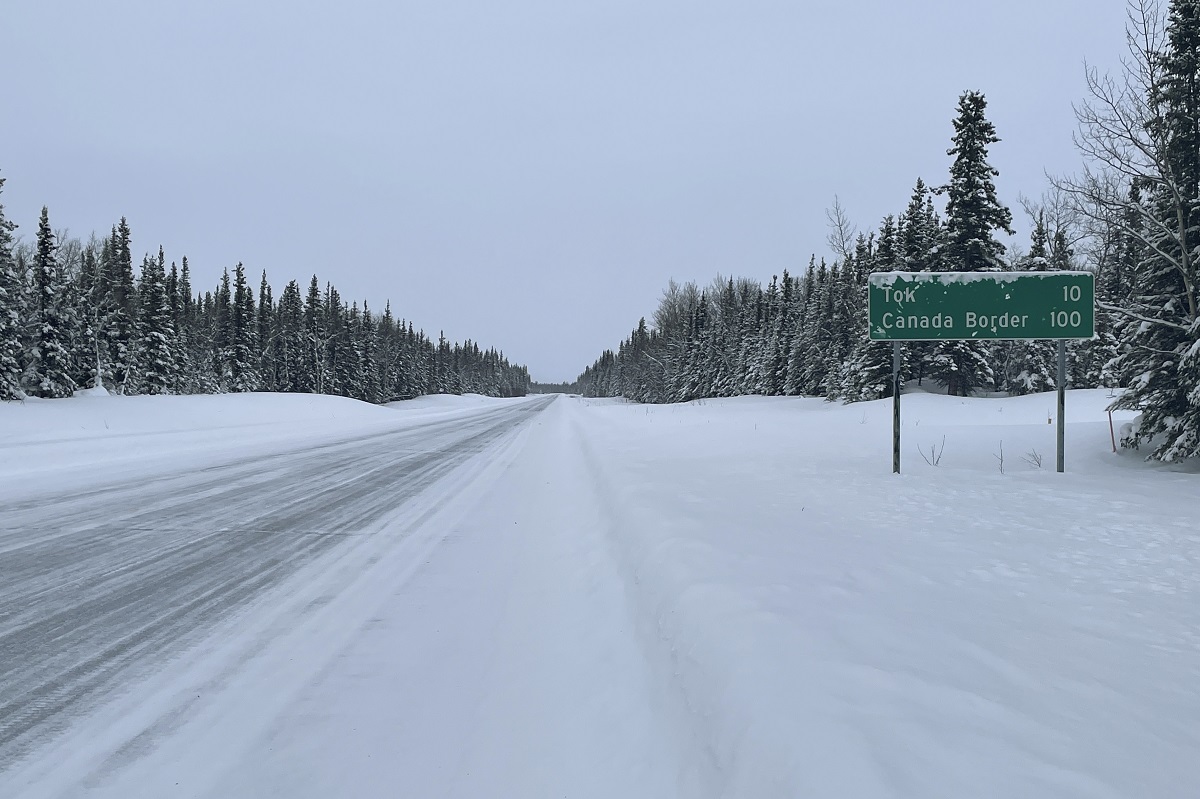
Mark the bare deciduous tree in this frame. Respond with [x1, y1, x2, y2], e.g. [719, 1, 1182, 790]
[1053, 0, 1197, 324]
[825, 195, 857, 262]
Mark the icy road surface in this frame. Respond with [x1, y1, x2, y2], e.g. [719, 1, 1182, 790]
[0, 394, 552, 778]
[1, 389, 1197, 798]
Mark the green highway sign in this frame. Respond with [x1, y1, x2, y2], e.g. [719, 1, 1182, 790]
[868, 271, 1095, 341]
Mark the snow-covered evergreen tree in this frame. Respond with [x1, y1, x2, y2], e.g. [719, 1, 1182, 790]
[941, 91, 1014, 271]
[302, 276, 325, 393]
[896, 179, 944, 386]
[257, 270, 276, 390]
[137, 250, 176, 394]
[0, 173, 22, 400]
[360, 301, 382, 404]
[25, 207, 76, 398]
[174, 256, 216, 394]
[931, 91, 1012, 395]
[71, 241, 105, 390]
[825, 240, 868, 401]
[212, 268, 233, 389]
[1005, 214, 1057, 394]
[844, 216, 907, 400]
[228, 263, 260, 392]
[782, 261, 814, 396]
[105, 218, 139, 393]
[274, 279, 305, 392]
[797, 261, 831, 396]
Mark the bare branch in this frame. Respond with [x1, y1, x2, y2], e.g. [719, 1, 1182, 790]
[1098, 300, 1191, 332]
[825, 196, 857, 262]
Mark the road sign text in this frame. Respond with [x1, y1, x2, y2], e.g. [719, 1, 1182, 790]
[868, 272, 1094, 341]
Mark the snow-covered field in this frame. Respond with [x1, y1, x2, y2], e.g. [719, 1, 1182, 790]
[2, 389, 1197, 798]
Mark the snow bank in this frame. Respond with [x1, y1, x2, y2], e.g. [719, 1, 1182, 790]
[0, 391, 536, 499]
[570, 390, 1199, 797]
[0, 391, 392, 446]
[386, 392, 523, 413]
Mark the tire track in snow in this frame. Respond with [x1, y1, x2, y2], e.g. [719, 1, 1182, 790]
[564, 405, 728, 798]
[0, 397, 552, 768]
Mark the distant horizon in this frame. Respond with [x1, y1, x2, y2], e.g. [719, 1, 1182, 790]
[1, 0, 1129, 383]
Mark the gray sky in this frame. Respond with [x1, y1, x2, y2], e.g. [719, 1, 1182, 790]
[3, 1, 1129, 382]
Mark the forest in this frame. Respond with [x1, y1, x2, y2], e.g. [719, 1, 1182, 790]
[0, 209, 531, 406]
[576, 0, 1200, 462]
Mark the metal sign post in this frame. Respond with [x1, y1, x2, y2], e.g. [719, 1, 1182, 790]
[893, 340, 901, 474]
[868, 272, 1095, 474]
[1057, 340, 1066, 473]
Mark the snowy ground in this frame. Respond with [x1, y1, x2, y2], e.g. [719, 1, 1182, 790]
[1, 389, 1197, 797]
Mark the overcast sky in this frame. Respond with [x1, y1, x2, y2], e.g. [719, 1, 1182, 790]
[3, 1, 1129, 382]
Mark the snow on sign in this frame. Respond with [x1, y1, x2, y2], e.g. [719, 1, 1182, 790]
[868, 271, 1095, 341]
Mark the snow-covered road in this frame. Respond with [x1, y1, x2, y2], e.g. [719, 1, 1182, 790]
[0, 394, 552, 788]
[2, 389, 1197, 798]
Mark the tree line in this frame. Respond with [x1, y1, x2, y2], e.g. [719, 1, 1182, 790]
[0, 202, 530, 404]
[576, 0, 1200, 463]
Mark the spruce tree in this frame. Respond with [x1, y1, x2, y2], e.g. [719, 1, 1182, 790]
[783, 260, 816, 395]
[1026, 211, 1051, 271]
[174, 256, 205, 393]
[1005, 215, 1057, 394]
[0, 172, 22, 399]
[324, 284, 352, 395]
[72, 239, 104, 389]
[93, 235, 115, 387]
[898, 179, 943, 385]
[844, 216, 907, 400]
[376, 302, 399, 399]
[343, 301, 366, 399]
[942, 91, 1014, 271]
[435, 329, 452, 394]
[192, 288, 221, 393]
[276, 279, 305, 392]
[212, 269, 233, 388]
[759, 277, 786, 396]
[229, 263, 259, 391]
[900, 179, 942, 272]
[773, 271, 796, 393]
[137, 251, 176, 394]
[302, 275, 324, 393]
[26, 207, 76, 398]
[360, 301, 382, 403]
[93, 218, 140, 392]
[931, 91, 1012, 395]
[257, 270, 276, 389]
[800, 261, 834, 395]
[166, 259, 180, 326]
[709, 279, 737, 396]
